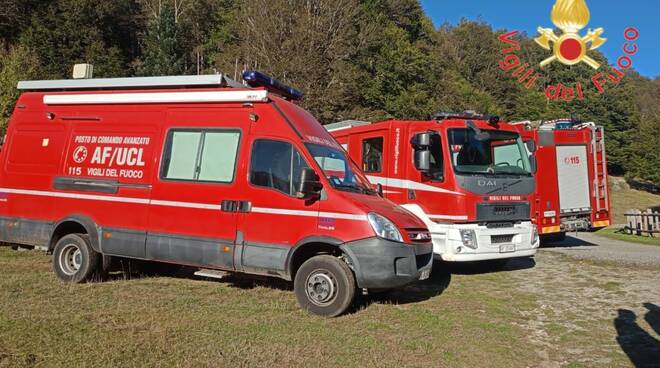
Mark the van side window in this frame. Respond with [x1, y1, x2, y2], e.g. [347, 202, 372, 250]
[429, 133, 444, 181]
[250, 139, 310, 196]
[162, 130, 240, 183]
[362, 137, 383, 173]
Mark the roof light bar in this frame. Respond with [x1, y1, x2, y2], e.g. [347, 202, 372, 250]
[18, 74, 242, 91]
[43, 90, 269, 105]
[242, 70, 304, 101]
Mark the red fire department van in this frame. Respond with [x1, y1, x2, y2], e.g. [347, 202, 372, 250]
[512, 119, 611, 242]
[0, 70, 433, 317]
[327, 113, 540, 263]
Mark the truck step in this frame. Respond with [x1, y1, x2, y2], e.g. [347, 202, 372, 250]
[194, 269, 229, 280]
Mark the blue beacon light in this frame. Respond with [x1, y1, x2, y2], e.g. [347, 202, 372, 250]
[242, 70, 304, 101]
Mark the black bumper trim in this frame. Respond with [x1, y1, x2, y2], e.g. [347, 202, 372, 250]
[340, 237, 433, 289]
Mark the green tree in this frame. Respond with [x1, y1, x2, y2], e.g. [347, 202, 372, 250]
[0, 45, 39, 134]
[20, 0, 139, 78]
[137, 1, 188, 76]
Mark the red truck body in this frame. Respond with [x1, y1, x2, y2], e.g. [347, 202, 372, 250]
[328, 116, 539, 262]
[512, 120, 611, 240]
[0, 73, 432, 316]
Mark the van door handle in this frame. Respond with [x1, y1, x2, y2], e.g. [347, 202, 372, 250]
[237, 201, 252, 213]
[221, 200, 237, 212]
[221, 200, 251, 213]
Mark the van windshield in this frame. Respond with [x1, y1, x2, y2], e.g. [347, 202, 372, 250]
[305, 143, 377, 195]
[447, 128, 532, 176]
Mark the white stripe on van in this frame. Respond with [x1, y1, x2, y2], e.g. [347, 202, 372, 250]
[0, 188, 368, 221]
[0, 188, 150, 204]
[366, 176, 465, 196]
[252, 207, 367, 221]
[149, 199, 223, 211]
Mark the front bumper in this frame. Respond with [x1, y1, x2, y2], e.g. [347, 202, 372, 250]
[341, 237, 433, 289]
[431, 221, 539, 262]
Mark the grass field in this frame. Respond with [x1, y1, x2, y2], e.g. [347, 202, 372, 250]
[597, 228, 660, 246]
[609, 179, 660, 225]
[1, 247, 658, 367]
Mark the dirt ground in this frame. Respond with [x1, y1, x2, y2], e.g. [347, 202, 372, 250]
[503, 233, 660, 367]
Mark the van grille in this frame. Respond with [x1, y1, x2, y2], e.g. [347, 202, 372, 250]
[491, 234, 514, 244]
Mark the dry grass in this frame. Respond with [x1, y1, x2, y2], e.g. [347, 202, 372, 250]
[1, 248, 657, 367]
[609, 179, 660, 224]
[0, 248, 539, 368]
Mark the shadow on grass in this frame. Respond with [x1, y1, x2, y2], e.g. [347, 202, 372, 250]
[440, 256, 537, 275]
[614, 303, 660, 368]
[541, 234, 597, 248]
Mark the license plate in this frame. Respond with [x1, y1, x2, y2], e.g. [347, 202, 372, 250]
[500, 244, 515, 253]
[419, 269, 431, 280]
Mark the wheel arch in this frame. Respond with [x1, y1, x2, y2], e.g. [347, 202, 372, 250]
[286, 236, 351, 280]
[49, 215, 101, 253]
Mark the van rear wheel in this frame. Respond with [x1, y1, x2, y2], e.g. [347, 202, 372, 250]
[294, 255, 356, 317]
[53, 234, 100, 283]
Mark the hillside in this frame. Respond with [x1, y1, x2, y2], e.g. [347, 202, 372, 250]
[609, 176, 660, 224]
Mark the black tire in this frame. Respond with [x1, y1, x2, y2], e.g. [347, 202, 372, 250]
[294, 255, 356, 317]
[52, 233, 100, 283]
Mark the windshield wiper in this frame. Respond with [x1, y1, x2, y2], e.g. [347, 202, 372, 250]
[334, 183, 375, 195]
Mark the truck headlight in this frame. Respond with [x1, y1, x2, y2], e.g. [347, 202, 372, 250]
[367, 213, 403, 243]
[460, 229, 477, 249]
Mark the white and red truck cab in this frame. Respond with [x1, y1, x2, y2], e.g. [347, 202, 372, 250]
[512, 119, 611, 242]
[0, 70, 433, 316]
[328, 113, 540, 262]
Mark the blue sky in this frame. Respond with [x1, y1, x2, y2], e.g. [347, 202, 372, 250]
[420, 0, 659, 78]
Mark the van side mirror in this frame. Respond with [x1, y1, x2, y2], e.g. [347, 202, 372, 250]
[414, 150, 431, 173]
[525, 140, 537, 153]
[297, 168, 323, 199]
[376, 183, 384, 198]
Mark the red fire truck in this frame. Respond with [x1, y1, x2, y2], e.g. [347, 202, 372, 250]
[512, 119, 611, 242]
[0, 70, 433, 316]
[327, 113, 540, 263]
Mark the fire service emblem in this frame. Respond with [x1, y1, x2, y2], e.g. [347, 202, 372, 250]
[535, 0, 606, 69]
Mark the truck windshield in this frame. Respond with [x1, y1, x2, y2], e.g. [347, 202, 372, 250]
[305, 143, 377, 195]
[448, 128, 531, 175]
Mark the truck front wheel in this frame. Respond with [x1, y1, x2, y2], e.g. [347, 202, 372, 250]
[52, 234, 100, 283]
[294, 255, 356, 317]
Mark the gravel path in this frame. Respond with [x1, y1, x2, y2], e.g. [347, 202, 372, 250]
[541, 232, 660, 268]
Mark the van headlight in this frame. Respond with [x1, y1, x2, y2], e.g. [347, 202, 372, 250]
[367, 213, 403, 243]
[460, 229, 477, 249]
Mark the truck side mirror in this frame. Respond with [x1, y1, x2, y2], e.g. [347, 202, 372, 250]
[525, 140, 537, 153]
[411, 132, 431, 147]
[530, 156, 538, 174]
[414, 150, 431, 173]
[297, 168, 323, 199]
[376, 183, 384, 198]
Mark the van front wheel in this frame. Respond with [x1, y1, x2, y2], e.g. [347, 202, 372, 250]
[294, 255, 356, 317]
[53, 234, 100, 283]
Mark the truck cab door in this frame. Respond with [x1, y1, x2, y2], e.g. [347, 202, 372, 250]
[146, 109, 252, 270]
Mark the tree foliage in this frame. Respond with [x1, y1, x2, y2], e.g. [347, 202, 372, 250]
[0, 0, 657, 184]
